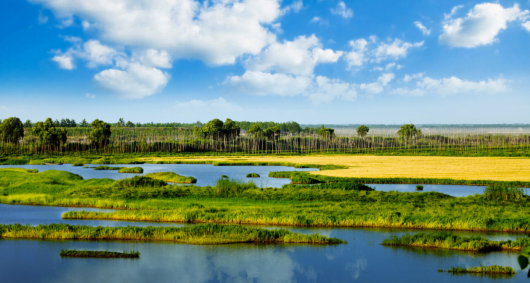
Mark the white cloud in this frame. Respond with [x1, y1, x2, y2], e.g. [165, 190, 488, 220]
[281, 0, 303, 14]
[245, 35, 342, 76]
[345, 39, 368, 68]
[310, 16, 321, 23]
[378, 73, 395, 86]
[133, 49, 172, 69]
[414, 21, 431, 36]
[373, 39, 423, 62]
[85, 93, 96, 98]
[308, 76, 357, 104]
[371, 67, 384, 72]
[52, 54, 75, 69]
[394, 75, 508, 96]
[523, 21, 530, 32]
[440, 3, 529, 48]
[445, 5, 464, 20]
[385, 63, 395, 70]
[82, 20, 91, 30]
[359, 73, 394, 95]
[33, 0, 282, 66]
[224, 71, 311, 96]
[94, 62, 170, 99]
[331, 1, 353, 19]
[403, 72, 424, 82]
[81, 40, 122, 68]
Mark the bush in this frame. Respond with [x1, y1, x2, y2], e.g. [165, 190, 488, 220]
[114, 176, 167, 188]
[118, 167, 144, 174]
[246, 173, 260, 178]
[416, 185, 424, 191]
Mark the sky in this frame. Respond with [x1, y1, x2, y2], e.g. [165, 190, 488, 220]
[0, 0, 529, 124]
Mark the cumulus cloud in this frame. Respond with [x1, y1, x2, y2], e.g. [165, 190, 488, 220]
[33, 0, 282, 65]
[394, 75, 508, 96]
[308, 76, 357, 104]
[523, 21, 530, 32]
[133, 49, 172, 69]
[245, 35, 342, 76]
[224, 71, 311, 96]
[345, 37, 422, 69]
[403, 73, 424, 82]
[373, 39, 423, 62]
[52, 54, 75, 70]
[331, 1, 353, 19]
[94, 62, 169, 99]
[414, 21, 431, 36]
[439, 3, 529, 48]
[345, 39, 368, 68]
[281, 0, 303, 14]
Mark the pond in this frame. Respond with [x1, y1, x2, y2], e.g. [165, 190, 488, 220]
[0, 164, 508, 197]
[0, 164, 319, 188]
[0, 204, 525, 283]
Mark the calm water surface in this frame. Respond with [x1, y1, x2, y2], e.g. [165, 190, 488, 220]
[0, 204, 526, 282]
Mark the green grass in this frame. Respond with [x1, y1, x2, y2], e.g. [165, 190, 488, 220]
[118, 167, 144, 174]
[381, 232, 530, 251]
[71, 163, 84, 167]
[60, 249, 140, 258]
[483, 185, 525, 200]
[1, 168, 530, 232]
[93, 166, 123, 170]
[440, 265, 515, 275]
[246, 173, 260, 178]
[0, 223, 345, 245]
[145, 172, 197, 184]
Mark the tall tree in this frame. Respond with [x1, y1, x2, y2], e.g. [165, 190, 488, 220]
[117, 118, 125, 127]
[79, 119, 89, 127]
[0, 117, 25, 144]
[356, 125, 369, 137]
[33, 118, 67, 147]
[397, 124, 422, 138]
[318, 125, 335, 139]
[90, 119, 112, 147]
[23, 120, 32, 128]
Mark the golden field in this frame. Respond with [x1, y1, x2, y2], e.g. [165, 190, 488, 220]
[140, 155, 530, 182]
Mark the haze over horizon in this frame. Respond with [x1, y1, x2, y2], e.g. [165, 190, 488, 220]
[1, 0, 529, 124]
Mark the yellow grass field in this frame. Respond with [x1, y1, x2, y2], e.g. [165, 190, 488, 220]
[140, 155, 530, 182]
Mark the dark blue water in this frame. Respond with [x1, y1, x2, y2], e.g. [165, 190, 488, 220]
[0, 164, 318, 188]
[0, 204, 526, 282]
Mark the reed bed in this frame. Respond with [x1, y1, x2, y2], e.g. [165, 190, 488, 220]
[483, 185, 525, 200]
[60, 249, 140, 258]
[144, 172, 197, 184]
[440, 265, 516, 275]
[381, 232, 530, 251]
[93, 166, 123, 170]
[246, 173, 260, 178]
[118, 167, 143, 174]
[0, 223, 345, 245]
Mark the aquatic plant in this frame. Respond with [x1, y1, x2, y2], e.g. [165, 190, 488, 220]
[145, 172, 197, 183]
[0, 223, 345, 245]
[114, 176, 166, 188]
[382, 232, 530, 251]
[118, 167, 144, 173]
[441, 265, 515, 275]
[60, 249, 140, 258]
[93, 166, 123, 170]
[71, 163, 84, 166]
[416, 185, 423, 191]
[483, 185, 525, 200]
[246, 173, 260, 178]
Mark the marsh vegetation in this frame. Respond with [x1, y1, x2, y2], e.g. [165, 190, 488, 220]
[60, 249, 140, 258]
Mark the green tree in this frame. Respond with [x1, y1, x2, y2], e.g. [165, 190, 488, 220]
[23, 120, 32, 128]
[356, 125, 369, 137]
[126, 121, 135, 127]
[33, 118, 67, 147]
[90, 119, 112, 147]
[397, 124, 422, 138]
[264, 126, 280, 139]
[318, 125, 335, 139]
[117, 118, 125, 127]
[222, 118, 240, 137]
[0, 117, 25, 144]
[247, 124, 263, 137]
[194, 118, 240, 140]
[80, 119, 89, 127]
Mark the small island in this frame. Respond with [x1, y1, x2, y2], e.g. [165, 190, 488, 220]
[60, 249, 140, 258]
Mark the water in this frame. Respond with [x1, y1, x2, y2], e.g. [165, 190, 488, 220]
[369, 184, 486, 197]
[0, 164, 318, 188]
[0, 204, 527, 282]
[1, 164, 497, 196]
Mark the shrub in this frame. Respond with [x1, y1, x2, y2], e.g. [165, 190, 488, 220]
[118, 167, 144, 174]
[246, 173, 260, 178]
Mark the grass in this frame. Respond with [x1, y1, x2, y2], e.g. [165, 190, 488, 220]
[145, 172, 197, 184]
[118, 167, 144, 174]
[483, 185, 525, 200]
[93, 166, 123, 170]
[0, 223, 345, 245]
[440, 265, 515, 275]
[2, 168, 530, 232]
[60, 249, 140, 258]
[246, 173, 260, 178]
[382, 232, 530, 251]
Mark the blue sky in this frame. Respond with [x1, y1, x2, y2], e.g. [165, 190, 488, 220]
[1, 0, 529, 124]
